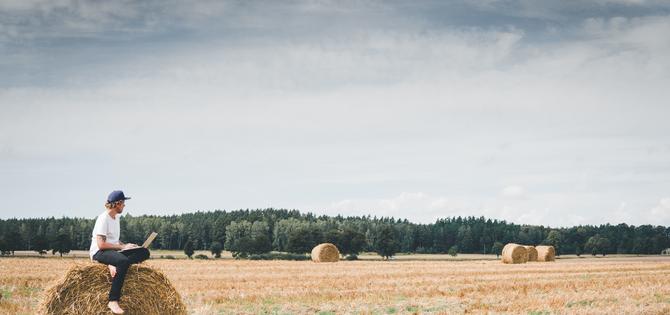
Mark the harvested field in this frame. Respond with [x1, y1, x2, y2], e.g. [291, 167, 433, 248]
[1, 256, 669, 314]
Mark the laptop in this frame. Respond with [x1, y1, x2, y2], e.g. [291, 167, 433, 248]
[120, 232, 158, 251]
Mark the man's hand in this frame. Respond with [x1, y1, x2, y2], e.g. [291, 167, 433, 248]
[122, 243, 140, 250]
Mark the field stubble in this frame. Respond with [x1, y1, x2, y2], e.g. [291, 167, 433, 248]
[0, 256, 669, 314]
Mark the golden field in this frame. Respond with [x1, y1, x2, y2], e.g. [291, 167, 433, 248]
[1, 255, 669, 314]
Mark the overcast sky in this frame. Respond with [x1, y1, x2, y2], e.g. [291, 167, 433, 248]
[1, 0, 669, 227]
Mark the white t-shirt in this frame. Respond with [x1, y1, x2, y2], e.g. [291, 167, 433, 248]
[89, 211, 121, 259]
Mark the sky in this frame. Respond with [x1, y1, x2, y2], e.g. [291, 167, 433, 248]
[1, 0, 669, 227]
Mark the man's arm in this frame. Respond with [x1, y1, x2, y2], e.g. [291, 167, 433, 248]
[96, 235, 135, 251]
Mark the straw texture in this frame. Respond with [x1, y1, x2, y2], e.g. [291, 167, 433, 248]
[536, 245, 556, 262]
[501, 243, 528, 264]
[39, 263, 186, 315]
[311, 243, 340, 262]
[524, 246, 538, 262]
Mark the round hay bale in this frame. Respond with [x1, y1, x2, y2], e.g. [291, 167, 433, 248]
[524, 246, 538, 262]
[39, 263, 186, 315]
[311, 243, 340, 263]
[501, 243, 528, 264]
[536, 245, 556, 262]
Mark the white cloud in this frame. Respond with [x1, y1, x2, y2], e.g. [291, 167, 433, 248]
[325, 193, 669, 227]
[607, 199, 670, 226]
[500, 185, 527, 199]
[322, 190, 589, 227]
[610, 201, 634, 224]
[0, 2, 669, 227]
[649, 198, 670, 222]
[325, 192, 470, 223]
[592, 0, 650, 5]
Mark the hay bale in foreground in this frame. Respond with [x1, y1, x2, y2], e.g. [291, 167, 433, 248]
[536, 245, 556, 262]
[501, 243, 528, 264]
[39, 263, 186, 315]
[311, 243, 340, 262]
[524, 246, 538, 262]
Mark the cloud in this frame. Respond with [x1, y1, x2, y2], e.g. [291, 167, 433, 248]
[591, 0, 650, 5]
[3, 3, 670, 94]
[500, 185, 527, 199]
[325, 192, 469, 223]
[0, 2, 669, 226]
[608, 199, 670, 226]
[323, 191, 589, 226]
[324, 192, 670, 227]
[323, 190, 563, 226]
[649, 198, 670, 222]
[0, 0, 240, 36]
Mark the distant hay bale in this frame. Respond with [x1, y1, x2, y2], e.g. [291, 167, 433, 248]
[524, 246, 538, 262]
[501, 243, 528, 264]
[39, 263, 186, 315]
[536, 245, 556, 262]
[311, 243, 340, 263]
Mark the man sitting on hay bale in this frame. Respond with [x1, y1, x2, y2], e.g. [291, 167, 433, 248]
[89, 190, 150, 314]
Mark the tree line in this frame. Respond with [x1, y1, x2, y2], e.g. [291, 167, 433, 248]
[0, 208, 668, 258]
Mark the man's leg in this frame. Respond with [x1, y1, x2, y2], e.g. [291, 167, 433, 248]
[92, 250, 131, 302]
[120, 247, 150, 264]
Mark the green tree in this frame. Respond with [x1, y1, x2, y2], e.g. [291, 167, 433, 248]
[3, 231, 22, 255]
[159, 222, 174, 249]
[19, 223, 31, 250]
[338, 227, 366, 258]
[0, 207, 668, 259]
[585, 235, 610, 256]
[286, 225, 316, 254]
[631, 237, 644, 255]
[324, 228, 340, 245]
[457, 225, 474, 253]
[375, 225, 399, 260]
[597, 237, 611, 256]
[491, 241, 504, 258]
[400, 224, 416, 253]
[250, 221, 272, 254]
[0, 237, 8, 255]
[210, 241, 223, 258]
[184, 240, 194, 259]
[212, 217, 228, 245]
[272, 218, 300, 252]
[585, 235, 598, 256]
[225, 220, 252, 258]
[517, 227, 531, 246]
[544, 230, 563, 256]
[32, 235, 50, 255]
[51, 233, 71, 257]
[448, 245, 459, 257]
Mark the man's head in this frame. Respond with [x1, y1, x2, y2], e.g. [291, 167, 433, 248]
[105, 190, 131, 214]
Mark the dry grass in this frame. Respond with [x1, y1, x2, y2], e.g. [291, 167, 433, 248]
[10, 250, 501, 261]
[1, 255, 669, 314]
[502, 243, 528, 264]
[39, 264, 186, 315]
[524, 246, 538, 262]
[536, 246, 556, 262]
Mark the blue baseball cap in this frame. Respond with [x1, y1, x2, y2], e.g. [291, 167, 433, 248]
[107, 190, 131, 203]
